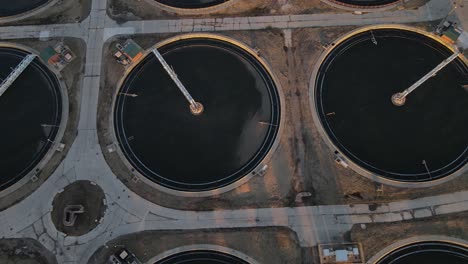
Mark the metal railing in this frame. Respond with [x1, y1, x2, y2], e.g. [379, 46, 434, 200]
[391, 50, 461, 106]
[0, 54, 36, 97]
[151, 48, 203, 115]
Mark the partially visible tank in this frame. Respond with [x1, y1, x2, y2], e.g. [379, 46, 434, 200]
[311, 26, 468, 185]
[326, 0, 401, 8]
[155, 250, 250, 264]
[113, 35, 281, 193]
[153, 0, 230, 9]
[0, 46, 63, 191]
[0, 0, 49, 17]
[375, 241, 468, 264]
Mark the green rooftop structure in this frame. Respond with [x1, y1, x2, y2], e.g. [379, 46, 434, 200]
[39, 46, 56, 62]
[117, 39, 143, 62]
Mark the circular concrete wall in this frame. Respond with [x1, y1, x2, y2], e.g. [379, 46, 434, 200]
[112, 34, 283, 196]
[0, 46, 64, 191]
[310, 25, 468, 187]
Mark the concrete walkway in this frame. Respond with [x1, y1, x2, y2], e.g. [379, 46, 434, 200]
[0, 0, 452, 41]
[0, 0, 466, 263]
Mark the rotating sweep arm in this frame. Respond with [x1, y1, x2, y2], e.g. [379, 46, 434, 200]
[151, 48, 204, 115]
[391, 50, 461, 106]
[0, 54, 36, 98]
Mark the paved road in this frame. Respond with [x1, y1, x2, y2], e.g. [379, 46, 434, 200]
[0, 0, 466, 263]
[0, 0, 452, 41]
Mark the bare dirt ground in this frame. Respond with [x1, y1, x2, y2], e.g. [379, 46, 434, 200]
[0, 238, 57, 264]
[107, 0, 338, 22]
[0, 37, 84, 211]
[51, 181, 106, 236]
[349, 211, 468, 260]
[339, 168, 468, 204]
[107, 0, 429, 22]
[98, 23, 467, 210]
[87, 227, 303, 264]
[0, 0, 92, 26]
[97, 28, 347, 210]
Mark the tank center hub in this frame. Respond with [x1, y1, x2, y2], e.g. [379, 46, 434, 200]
[391, 92, 406, 106]
[190, 101, 204, 115]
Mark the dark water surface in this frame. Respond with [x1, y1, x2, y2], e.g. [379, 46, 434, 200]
[0, 0, 48, 17]
[315, 29, 468, 182]
[333, 0, 399, 6]
[377, 241, 468, 264]
[0, 48, 62, 190]
[115, 38, 280, 191]
[155, 250, 249, 264]
[155, 0, 228, 9]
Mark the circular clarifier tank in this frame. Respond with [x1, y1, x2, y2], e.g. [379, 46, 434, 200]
[0, 0, 48, 17]
[154, 0, 230, 9]
[0, 46, 62, 190]
[114, 35, 281, 193]
[312, 26, 468, 184]
[155, 250, 250, 264]
[375, 241, 468, 264]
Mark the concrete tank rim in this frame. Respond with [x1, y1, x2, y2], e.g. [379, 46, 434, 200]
[308, 24, 468, 189]
[0, 0, 59, 24]
[146, 244, 261, 264]
[142, 0, 239, 15]
[0, 41, 69, 198]
[320, 0, 404, 12]
[366, 235, 468, 264]
[108, 33, 285, 198]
